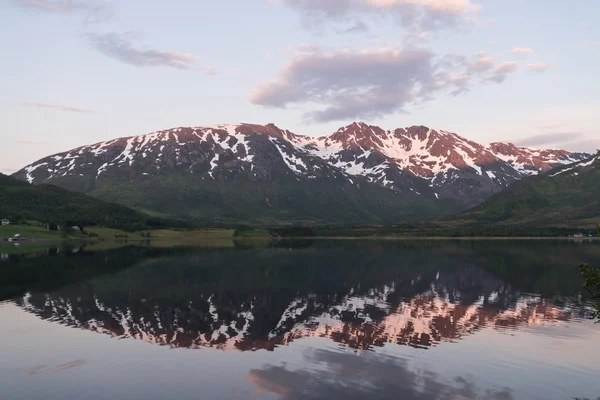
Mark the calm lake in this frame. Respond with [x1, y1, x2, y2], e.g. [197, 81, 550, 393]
[1, 239, 599, 400]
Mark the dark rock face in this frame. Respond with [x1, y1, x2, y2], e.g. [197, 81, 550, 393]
[12, 122, 590, 222]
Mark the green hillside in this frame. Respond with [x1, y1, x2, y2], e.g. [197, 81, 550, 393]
[0, 173, 185, 231]
[455, 155, 600, 229]
[69, 170, 460, 225]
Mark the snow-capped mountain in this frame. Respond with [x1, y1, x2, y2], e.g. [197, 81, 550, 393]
[13, 122, 591, 222]
[487, 141, 590, 176]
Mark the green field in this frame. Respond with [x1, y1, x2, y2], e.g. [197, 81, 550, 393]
[0, 225, 136, 240]
[0, 224, 239, 241]
[85, 227, 146, 240]
[147, 229, 235, 239]
[0, 225, 61, 239]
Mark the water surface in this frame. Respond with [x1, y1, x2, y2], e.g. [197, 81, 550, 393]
[1, 239, 599, 400]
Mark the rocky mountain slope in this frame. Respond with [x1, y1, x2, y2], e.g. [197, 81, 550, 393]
[13, 122, 590, 223]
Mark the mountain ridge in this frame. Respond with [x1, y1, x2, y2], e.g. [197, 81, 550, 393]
[12, 122, 591, 224]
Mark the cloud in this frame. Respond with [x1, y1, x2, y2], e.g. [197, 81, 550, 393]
[487, 61, 518, 83]
[527, 103, 600, 151]
[509, 47, 533, 55]
[561, 139, 600, 153]
[272, 0, 481, 34]
[13, 0, 113, 23]
[86, 32, 207, 71]
[275, 0, 480, 16]
[340, 20, 369, 34]
[528, 62, 551, 72]
[515, 132, 584, 148]
[249, 46, 518, 122]
[513, 132, 598, 152]
[18, 101, 95, 113]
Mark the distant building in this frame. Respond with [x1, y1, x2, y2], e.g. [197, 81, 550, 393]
[1, 219, 10, 226]
[573, 233, 584, 238]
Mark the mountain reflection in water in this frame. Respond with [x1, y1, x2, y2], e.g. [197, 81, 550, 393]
[8, 240, 596, 353]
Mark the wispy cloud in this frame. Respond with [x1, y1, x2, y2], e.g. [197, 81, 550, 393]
[18, 101, 96, 113]
[528, 62, 551, 72]
[249, 46, 518, 122]
[13, 0, 113, 23]
[487, 61, 518, 83]
[86, 32, 209, 71]
[339, 20, 369, 34]
[514, 132, 597, 152]
[515, 132, 583, 148]
[273, 0, 481, 17]
[271, 0, 481, 35]
[509, 47, 533, 55]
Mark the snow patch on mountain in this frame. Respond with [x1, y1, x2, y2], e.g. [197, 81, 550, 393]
[549, 155, 598, 177]
[269, 137, 308, 175]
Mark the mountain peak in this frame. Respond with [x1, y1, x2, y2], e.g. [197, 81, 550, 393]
[330, 121, 385, 141]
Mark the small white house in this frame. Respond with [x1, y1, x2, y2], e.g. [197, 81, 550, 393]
[1, 219, 10, 226]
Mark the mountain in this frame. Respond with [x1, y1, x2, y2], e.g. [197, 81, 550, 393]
[0, 173, 177, 230]
[454, 154, 600, 229]
[12, 122, 590, 224]
[487, 141, 588, 176]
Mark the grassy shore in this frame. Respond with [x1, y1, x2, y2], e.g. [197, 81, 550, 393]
[0, 224, 236, 241]
[4, 223, 597, 243]
[0, 225, 64, 239]
[146, 229, 235, 240]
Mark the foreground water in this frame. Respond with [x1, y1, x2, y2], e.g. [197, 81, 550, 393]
[1, 239, 599, 400]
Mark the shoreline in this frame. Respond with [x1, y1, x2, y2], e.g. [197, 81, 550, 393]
[2, 236, 599, 243]
[305, 236, 600, 240]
